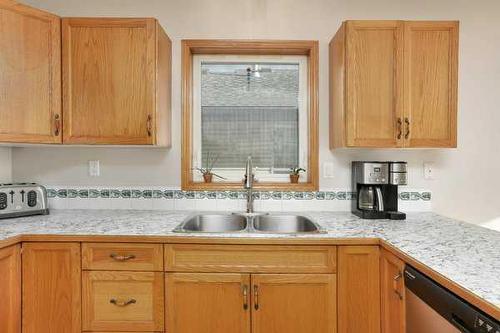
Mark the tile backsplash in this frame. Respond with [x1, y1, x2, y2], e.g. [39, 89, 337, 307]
[46, 187, 432, 212]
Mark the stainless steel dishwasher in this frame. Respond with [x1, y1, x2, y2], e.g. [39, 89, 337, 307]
[405, 266, 499, 333]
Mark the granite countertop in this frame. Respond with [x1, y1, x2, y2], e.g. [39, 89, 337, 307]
[0, 210, 499, 312]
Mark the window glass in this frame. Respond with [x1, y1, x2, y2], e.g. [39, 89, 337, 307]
[200, 62, 300, 172]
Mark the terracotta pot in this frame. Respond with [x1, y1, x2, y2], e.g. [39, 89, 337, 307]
[203, 173, 213, 183]
[290, 174, 300, 183]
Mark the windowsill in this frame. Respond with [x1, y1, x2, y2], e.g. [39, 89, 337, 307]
[182, 181, 318, 192]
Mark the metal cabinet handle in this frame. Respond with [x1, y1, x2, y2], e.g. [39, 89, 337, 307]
[394, 272, 403, 300]
[147, 115, 153, 137]
[109, 253, 136, 261]
[54, 114, 61, 136]
[242, 285, 249, 310]
[253, 285, 259, 310]
[109, 298, 136, 307]
[397, 118, 403, 140]
[404, 117, 410, 139]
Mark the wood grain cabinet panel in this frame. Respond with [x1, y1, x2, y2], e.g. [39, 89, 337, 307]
[165, 244, 337, 273]
[381, 249, 406, 333]
[251, 274, 337, 333]
[22, 242, 81, 333]
[403, 21, 459, 147]
[82, 243, 163, 271]
[62, 18, 171, 146]
[83, 271, 164, 332]
[0, 0, 61, 144]
[329, 20, 458, 149]
[166, 273, 251, 333]
[338, 246, 381, 333]
[0, 244, 21, 333]
[344, 21, 404, 148]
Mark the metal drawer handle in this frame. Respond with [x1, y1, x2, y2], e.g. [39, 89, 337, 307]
[242, 285, 249, 310]
[109, 253, 136, 261]
[147, 115, 153, 137]
[393, 272, 403, 300]
[404, 117, 410, 139]
[253, 285, 259, 310]
[54, 114, 61, 136]
[110, 298, 136, 307]
[397, 118, 403, 140]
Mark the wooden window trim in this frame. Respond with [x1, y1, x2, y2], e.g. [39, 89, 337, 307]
[181, 39, 319, 191]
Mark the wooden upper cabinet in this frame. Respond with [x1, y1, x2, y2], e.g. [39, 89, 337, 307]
[0, 0, 61, 144]
[344, 21, 404, 148]
[404, 21, 458, 147]
[166, 273, 251, 333]
[62, 18, 171, 145]
[338, 246, 381, 333]
[330, 20, 458, 149]
[251, 274, 337, 333]
[0, 245, 21, 333]
[381, 249, 406, 333]
[22, 242, 81, 333]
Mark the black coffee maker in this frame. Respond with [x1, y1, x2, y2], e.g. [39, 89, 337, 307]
[352, 161, 407, 220]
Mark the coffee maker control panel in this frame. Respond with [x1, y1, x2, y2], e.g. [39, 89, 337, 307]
[358, 163, 389, 184]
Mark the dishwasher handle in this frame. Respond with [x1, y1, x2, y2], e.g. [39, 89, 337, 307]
[451, 314, 472, 333]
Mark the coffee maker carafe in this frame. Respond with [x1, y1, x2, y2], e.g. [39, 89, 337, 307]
[352, 161, 407, 220]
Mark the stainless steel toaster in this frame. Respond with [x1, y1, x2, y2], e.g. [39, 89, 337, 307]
[0, 183, 49, 219]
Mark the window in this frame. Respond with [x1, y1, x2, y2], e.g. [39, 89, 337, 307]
[192, 56, 308, 182]
[182, 40, 318, 190]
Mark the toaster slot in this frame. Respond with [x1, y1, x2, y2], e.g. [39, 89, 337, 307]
[0, 192, 6, 210]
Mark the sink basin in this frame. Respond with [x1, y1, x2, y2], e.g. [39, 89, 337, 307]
[174, 214, 247, 233]
[252, 215, 322, 233]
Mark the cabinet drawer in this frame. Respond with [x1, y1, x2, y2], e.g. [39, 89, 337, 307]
[82, 271, 164, 332]
[165, 244, 337, 273]
[82, 243, 163, 271]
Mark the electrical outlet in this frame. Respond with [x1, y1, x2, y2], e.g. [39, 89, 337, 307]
[88, 160, 100, 177]
[323, 162, 335, 178]
[423, 162, 434, 180]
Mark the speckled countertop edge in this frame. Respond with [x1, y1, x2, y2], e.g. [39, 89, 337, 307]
[0, 209, 498, 312]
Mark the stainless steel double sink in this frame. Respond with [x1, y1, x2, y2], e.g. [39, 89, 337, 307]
[173, 213, 325, 234]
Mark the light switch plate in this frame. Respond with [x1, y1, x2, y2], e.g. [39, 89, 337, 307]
[323, 162, 335, 178]
[88, 160, 100, 177]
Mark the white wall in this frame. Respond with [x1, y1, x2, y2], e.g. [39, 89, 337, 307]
[14, 0, 500, 225]
[0, 148, 12, 183]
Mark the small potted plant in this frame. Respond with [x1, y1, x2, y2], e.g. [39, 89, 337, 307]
[289, 167, 306, 183]
[195, 152, 225, 183]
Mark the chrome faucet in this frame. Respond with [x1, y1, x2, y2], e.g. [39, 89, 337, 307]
[244, 156, 254, 214]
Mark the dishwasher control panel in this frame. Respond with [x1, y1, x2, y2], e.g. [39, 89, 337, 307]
[475, 314, 500, 333]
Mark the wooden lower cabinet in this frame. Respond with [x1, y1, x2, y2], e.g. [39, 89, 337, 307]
[165, 273, 336, 333]
[381, 249, 406, 333]
[166, 273, 251, 333]
[82, 271, 164, 332]
[0, 245, 21, 333]
[252, 274, 337, 333]
[338, 246, 381, 333]
[22, 242, 81, 333]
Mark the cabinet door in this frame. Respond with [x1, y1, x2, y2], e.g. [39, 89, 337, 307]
[166, 273, 251, 333]
[251, 274, 336, 333]
[338, 246, 381, 333]
[62, 18, 156, 144]
[381, 249, 405, 333]
[345, 21, 404, 147]
[403, 21, 458, 147]
[22, 242, 81, 333]
[0, 245, 21, 333]
[83, 271, 164, 331]
[0, 1, 61, 143]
